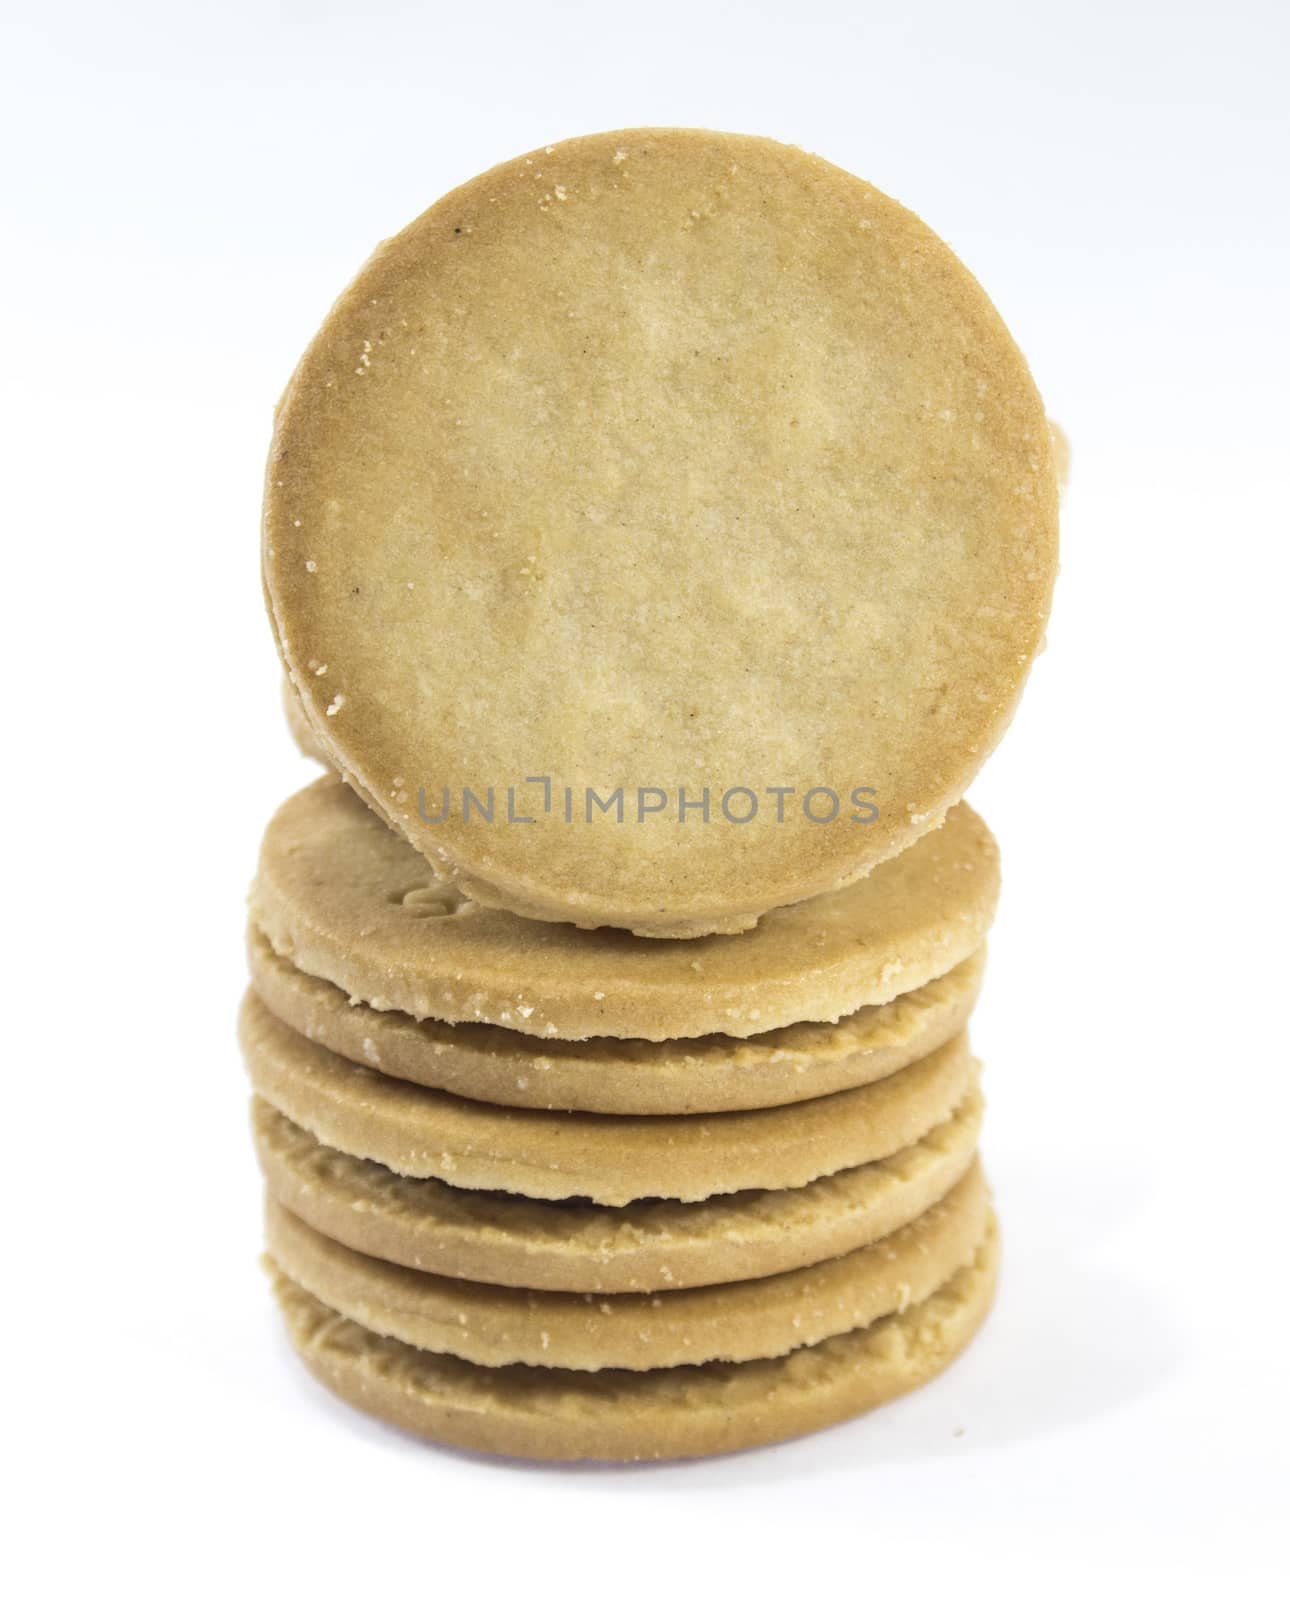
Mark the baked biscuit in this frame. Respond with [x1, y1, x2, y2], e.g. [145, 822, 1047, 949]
[252, 1086, 983, 1292]
[240, 990, 975, 1205]
[249, 927, 984, 1113]
[265, 1161, 989, 1370]
[263, 129, 1057, 936]
[250, 778, 999, 1041]
[270, 1218, 999, 1459]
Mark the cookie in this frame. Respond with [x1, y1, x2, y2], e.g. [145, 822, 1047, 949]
[252, 1085, 983, 1291]
[240, 991, 976, 1205]
[265, 1160, 988, 1371]
[250, 778, 999, 1041]
[263, 128, 1057, 937]
[269, 1216, 999, 1459]
[249, 927, 984, 1113]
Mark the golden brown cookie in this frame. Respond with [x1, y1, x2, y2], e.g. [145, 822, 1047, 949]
[266, 1160, 988, 1371]
[240, 990, 976, 1205]
[250, 778, 999, 1042]
[263, 128, 1057, 937]
[269, 1217, 999, 1459]
[249, 927, 984, 1113]
[252, 1085, 983, 1291]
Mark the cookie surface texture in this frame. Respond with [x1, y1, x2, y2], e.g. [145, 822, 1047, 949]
[263, 128, 1057, 935]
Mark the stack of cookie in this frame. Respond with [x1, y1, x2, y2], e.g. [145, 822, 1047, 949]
[245, 129, 1059, 1460]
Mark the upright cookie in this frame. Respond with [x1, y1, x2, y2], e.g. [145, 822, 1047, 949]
[263, 128, 1057, 936]
[250, 778, 999, 1041]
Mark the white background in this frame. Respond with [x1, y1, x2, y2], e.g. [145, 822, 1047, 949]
[4, 1, 1287, 1593]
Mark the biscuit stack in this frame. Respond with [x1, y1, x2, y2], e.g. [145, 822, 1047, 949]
[244, 129, 1059, 1460]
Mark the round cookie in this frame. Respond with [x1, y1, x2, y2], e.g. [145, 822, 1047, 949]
[249, 928, 985, 1113]
[250, 778, 999, 1042]
[269, 1218, 999, 1460]
[240, 991, 976, 1205]
[263, 128, 1057, 938]
[266, 1161, 989, 1371]
[252, 1085, 984, 1291]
